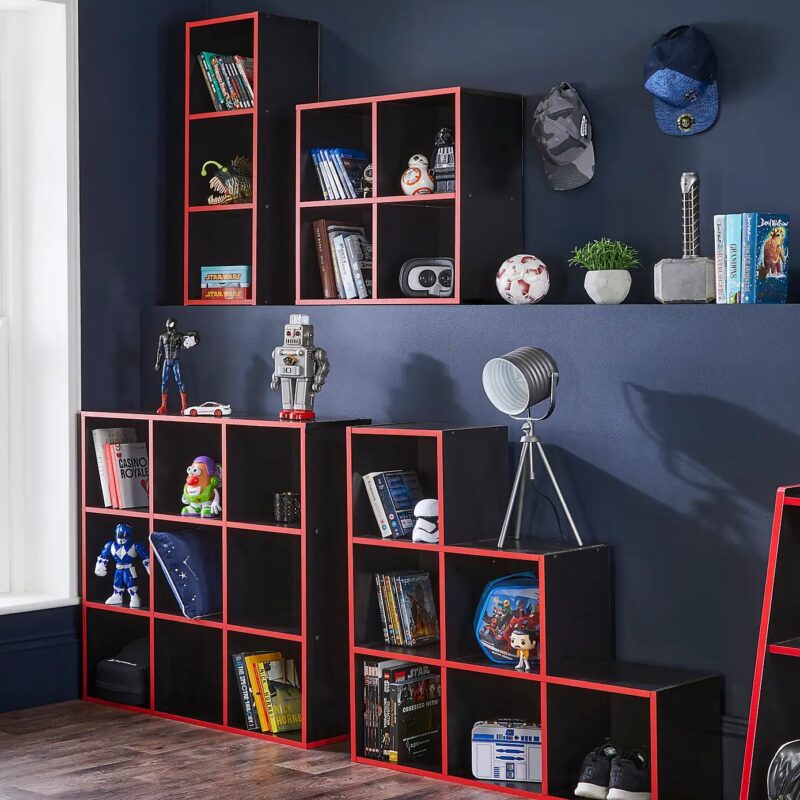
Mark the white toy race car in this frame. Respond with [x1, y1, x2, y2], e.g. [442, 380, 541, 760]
[182, 402, 232, 418]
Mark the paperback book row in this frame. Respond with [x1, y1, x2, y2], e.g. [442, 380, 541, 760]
[363, 470, 423, 539]
[310, 147, 369, 200]
[713, 213, 790, 304]
[375, 570, 439, 648]
[231, 650, 302, 734]
[313, 219, 372, 300]
[363, 660, 441, 765]
[91, 428, 149, 510]
[197, 51, 254, 111]
[199, 264, 251, 302]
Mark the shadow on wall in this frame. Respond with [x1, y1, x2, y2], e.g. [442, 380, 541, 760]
[386, 352, 469, 425]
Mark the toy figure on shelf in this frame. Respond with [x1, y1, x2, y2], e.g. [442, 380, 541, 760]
[154, 317, 200, 414]
[94, 523, 150, 608]
[509, 628, 536, 672]
[359, 163, 373, 198]
[201, 156, 253, 205]
[270, 314, 330, 421]
[412, 498, 440, 544]
[400, 154, 434, 196]
[181, 456, 222, 518]
[431, 126, 455, 192]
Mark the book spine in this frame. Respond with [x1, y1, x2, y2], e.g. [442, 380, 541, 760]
[225, 55, 249, 108]
[363, 474, 390, 536]
[310, 150, 330, 202]
[726, 213, 742, 304]
[381, 668, 394, 760]
[332, 151, 356, 199]
[741, 212, 756, 304]
[200, 53, 226, 111]
[385, 574, 404, 645]
[92, 430, 113, 507]
[257, 662, 278, 731]
[220, 57, 242, 108]
[333, 235, 358, 299]
[395, 574, 413, 645]
[196, 54, 223, 111]
[209, 55, 234, 110]
[323, 149, 345, 200]
[246, 659, 271, 732]
[375, 573, 390, 645]
[312, 219, 337, 299]
[379, 573, 395, 644]
[363, 661, 372, 757]
[345, 235, 369, 299]
[232, 653, 259, 730]
[713, 214, 727, 304]
[234, 55, 254, 103]
[104, 443, 119, 509]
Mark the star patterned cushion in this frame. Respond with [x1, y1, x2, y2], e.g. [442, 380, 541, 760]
[150, 530, 222, 619]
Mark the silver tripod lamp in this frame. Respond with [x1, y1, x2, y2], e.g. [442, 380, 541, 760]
[482, 347, 583, 550]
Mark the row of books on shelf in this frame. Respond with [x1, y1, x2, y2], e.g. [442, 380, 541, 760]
[91, 428, 149, 509]
[364, 470, 423, 539]
[232, 650, 301, 734]
[375, 570, 439, 647]
[713, 213, 790, 304]
[197, 51, 254, 111]
[363, 659, 441, 764]
[313, 219, 372, 300]
[200, 264, 251, 302]
[311, 147, 369, 200]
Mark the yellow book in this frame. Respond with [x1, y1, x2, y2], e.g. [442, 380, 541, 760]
[244, 652, 282, 732]
[259, 658, 302, 733]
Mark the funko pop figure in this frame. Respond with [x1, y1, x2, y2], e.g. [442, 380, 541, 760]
[181, 456, 222, 518]
[94, 523, 150, 608]
[270, 314, 330, 421]
[509, 628, 536, 672]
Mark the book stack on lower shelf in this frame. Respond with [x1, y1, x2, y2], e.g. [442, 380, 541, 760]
[347, 423, 724, 799]
[232, 650, 301, 734]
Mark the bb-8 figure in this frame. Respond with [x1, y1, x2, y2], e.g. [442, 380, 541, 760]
[270, 314, 330, 420]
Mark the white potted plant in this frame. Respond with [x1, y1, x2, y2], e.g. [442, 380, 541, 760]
[569, 238, 640, 304]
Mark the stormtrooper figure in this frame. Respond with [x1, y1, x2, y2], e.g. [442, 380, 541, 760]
[95, 523, 150, 608]
[412, 499, 440, 544]
[154, 317, 200, 415]
[270, 314, 330, 420]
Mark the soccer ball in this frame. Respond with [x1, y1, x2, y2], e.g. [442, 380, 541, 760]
[496, 254, 550, 304]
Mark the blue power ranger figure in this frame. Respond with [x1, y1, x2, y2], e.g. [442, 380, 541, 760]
[154, 317, 200, 415]
[94, 523, 150, 608]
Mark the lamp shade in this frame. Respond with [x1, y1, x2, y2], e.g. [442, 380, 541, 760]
[482, 347, 558, 416]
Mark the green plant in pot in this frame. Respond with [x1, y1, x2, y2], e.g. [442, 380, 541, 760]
[569, 238, 640, 304]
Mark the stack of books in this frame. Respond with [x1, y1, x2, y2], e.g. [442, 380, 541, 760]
[231, 651, 302, 733]
[374, 570, 439, 647]
[91, 428, 149, 510]
[310, 147, 369, 200]
[200, 264, 251, 302]
[363, 470, 423, 538]
[197, 51, 254, 111]
[363, 660, 441, 764]
[713, 213, 790, 304]
[313, 220, 372, 300]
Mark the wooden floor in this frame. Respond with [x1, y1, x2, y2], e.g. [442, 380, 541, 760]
[0, 701, 496, 799]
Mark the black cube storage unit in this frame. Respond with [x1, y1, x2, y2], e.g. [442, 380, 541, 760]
[346, 423, 723, 799]
[81, 411, 367, 749]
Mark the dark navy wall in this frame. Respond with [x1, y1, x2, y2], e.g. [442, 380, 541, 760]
[77, 0, 800, 795]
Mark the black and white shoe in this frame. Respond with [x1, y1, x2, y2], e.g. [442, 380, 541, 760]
[607, 749, 651, 800]
[574, 743, 619, 799]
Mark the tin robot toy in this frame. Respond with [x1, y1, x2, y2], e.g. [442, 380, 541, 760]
[270, 314, 330, 421]
[154, 317, 200, 414]
[94, 523, 150, 608]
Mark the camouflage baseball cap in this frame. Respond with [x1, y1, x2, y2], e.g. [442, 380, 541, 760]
[532, 83, 594, 191]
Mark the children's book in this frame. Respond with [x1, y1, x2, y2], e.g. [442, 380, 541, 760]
[92, 427, 136, 507]
[713, 214, 727, 304]
[725, 213, 742, 304]
[244, 652, 282, 732]
[754, 214, 790, 303]
[262, 658, 302, 733]
[110, 442, 149, 509]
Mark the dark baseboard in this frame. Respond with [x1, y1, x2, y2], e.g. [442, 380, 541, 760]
[0, 606, 81, 712]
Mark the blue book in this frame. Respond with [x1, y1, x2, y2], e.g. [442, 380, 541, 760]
[725, 214, 743, 304]
[754, 214, 790, 303]
[741, 213, 757, 304]
[372, 470, 424, 539]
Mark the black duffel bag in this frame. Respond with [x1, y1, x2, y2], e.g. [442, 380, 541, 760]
[94, 637, 149, 707]
[769, 741, 800, 800]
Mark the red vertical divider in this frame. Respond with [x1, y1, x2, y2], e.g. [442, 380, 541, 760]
[649, 693, 659, 800]
[148, 417, 156, 712]
[346, 427, 358, 758]
[299, 424, 309, 746]
[249, 16, 258, 304]
[80, 417, 88, 699]
[371, 99, 379, 299]
[453, 87, 462, 304]
[183, 23, 191, 305]
[221, 419, 229, 726]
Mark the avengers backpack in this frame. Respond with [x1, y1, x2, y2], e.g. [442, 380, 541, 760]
[768, 740, 800, 799]
[474, 572, 539, 664]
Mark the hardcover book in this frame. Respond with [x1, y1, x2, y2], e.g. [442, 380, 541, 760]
[231, 652, 259, 731]
[110, 442, 149, 509]
[244, 652, 282, 732]
[754, 214, 789, 304]
[262, 658, 302, 733]
[91, 427, 136, 507]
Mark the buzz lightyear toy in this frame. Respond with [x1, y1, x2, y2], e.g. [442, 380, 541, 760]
[95, 523, 150, 608]
[270, 314, 330, 421]
[181, 456, 222, 518]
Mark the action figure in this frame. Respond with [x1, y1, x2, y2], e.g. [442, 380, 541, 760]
[94, 523, 150, 608]
[154, 317, 200, 414]
[430, 126, 455, 192]
[509, 628, 536, 672]
[270, 314, 330, 421]
[181, 456, 222, 518]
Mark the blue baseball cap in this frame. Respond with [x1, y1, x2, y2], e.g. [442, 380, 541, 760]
[644, 25, 718, 136]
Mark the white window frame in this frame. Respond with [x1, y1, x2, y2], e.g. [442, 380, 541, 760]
[0, 0, 81, 614]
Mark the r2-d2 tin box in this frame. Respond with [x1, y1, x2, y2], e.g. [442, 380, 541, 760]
[472, 719, 542, 783]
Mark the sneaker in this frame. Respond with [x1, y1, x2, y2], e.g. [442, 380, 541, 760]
[607, 750, 651, 800]
[574, 743, 618, 799]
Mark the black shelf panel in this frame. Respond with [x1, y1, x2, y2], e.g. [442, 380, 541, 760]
[552, 660, 718, 693]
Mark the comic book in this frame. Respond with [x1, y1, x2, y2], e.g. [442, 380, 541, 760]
[394, 572, 439, 646]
